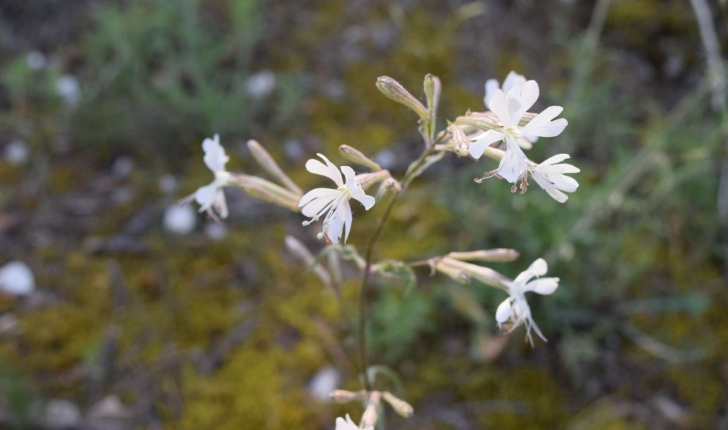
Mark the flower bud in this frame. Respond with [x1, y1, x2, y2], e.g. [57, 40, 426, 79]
[329, 389, 365, 403]
[360, 392, 381, 428]
[376, 76, 429, 121]
[447, 122, 470, 157]
[232, 174, 300, 212]
[438, 257, 510, 290]
[339, 145, 381, 171]
[434, 260, 471, 284]
[355, 170, 392, 191]
[382, 392, 414, 418]
[455, 113, 500, 131]
[247, 140, 302, 196]
[447, 249, 520, 263]
[423, 74, 441, 114]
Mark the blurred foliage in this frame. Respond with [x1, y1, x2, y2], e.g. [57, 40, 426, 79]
[1, 0, 728, 429]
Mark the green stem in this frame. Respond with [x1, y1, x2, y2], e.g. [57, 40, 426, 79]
[358, 122, 443, 391]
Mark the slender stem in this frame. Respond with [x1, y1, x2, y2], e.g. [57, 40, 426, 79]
[358, 121, 442, 391]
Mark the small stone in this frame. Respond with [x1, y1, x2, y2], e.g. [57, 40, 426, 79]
[111, 157, 134, 177]
[204, 222, 227, 240]
[158, 174, 178, 194]
[56, 75, 81, 108]
[164, 205, 197, 235]
[245, 70, 276, 100]
[26, 51, 47, 70]
[3, 140, 29, 165]
[87, 395, 129, 421]
[0, 261, 35, 296]
[306, 366, 341, 401]
[43, 399, 82, 429]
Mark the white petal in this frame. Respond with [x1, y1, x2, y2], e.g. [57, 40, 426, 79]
[202, 135, 229, 172]
[502, 71, 525, 94]
[511, 80, 539, 124]
[528, 258, 548, 276]
[213, 189, 229, 219]
[546, 186, 569, 203]
[301, 194, 337, 218]
[551, 174, 579, 192]
[327, 206, 346, 244]
[516, 137, 533, 150]
[350, 187, 376, 210]
[343, 201, 353, 243]
[0, 261, 35, 295]
[468, 130, 504, 159]
[299, 188, 339, 207]
[340, 165, 356, 183]
[540, 153, 570, 166]
[532, 171, 569, 202]
[487, 89, 511, 127]
[525, 277, 560, 295]
[484, 79, 500, 106]
[305, 154, 343, 187]
[194, 183, 217, 206]
[495, 135, 529, 183]
[495, 298, 513, 325]
[520, 106, 567, 138]
[551, 164, 580, 174]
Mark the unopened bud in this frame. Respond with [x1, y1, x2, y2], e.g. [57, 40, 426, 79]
[339, 145, 381, 171]
[361, 392, 381, 428]
[382, 392, 414, 418]
[423, 74, 441, 114]
[447, 122, 470, 157]
[438, 257, 510, 290]
[355, 170, 391, 191]
[447, 249, 520, 263]
[329, 389, 365, 403]
[232, 174, 300, 212]
[284, 236, 332, 287]
[376, 76, 429, 121]
[434, 260, 471, 284]
[247, 140, 303, 196]
[455, 114, 500, 131]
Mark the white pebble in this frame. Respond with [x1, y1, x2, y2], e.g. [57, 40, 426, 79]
[56, 75, 81, 107]
[164, 205, 197, 235]
[26, 51, 47, 70]
[0, 261, 35, 296]
[307, 366, 341, 401]
[3, 140, 29, 165]
[245, 70, 276, 100]
[204, 222, 228, 240]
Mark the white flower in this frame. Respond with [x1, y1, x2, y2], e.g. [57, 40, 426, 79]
[495, 258, 559, 346]
[531, 154, 580, 203]
[469, 76, 568, 191]
[299, 154, 375, 244]
[194, 135, 232, 220]
[335, 414, 372, 430]
[484, 71, 537, 150]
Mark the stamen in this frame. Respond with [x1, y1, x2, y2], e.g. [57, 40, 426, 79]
[474, 170, 500, 184]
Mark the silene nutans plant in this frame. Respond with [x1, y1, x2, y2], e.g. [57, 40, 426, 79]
[180, 71, 580, 429]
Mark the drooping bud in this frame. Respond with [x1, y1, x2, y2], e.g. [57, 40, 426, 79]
[423, 74, 441, 116]
[247, 140, 303, 196]
[382, 392, 414, 418]
[360, 392, 381, 428]
[438, 257, 510, 290]
[329, 389, 366, 403]
[376, 76, 429, 121]
[447, 249, 520, 263]
[339, 145, 381, 171]
[355, 170, 392, 191]
[231, 174, 300, 212]
[447, 122, 470, 157]
[284, 236, 332, 287]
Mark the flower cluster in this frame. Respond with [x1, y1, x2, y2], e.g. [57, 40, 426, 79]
[182, 70, 579, 430]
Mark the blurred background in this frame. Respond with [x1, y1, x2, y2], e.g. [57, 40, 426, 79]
[1, 0, 727, 428]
